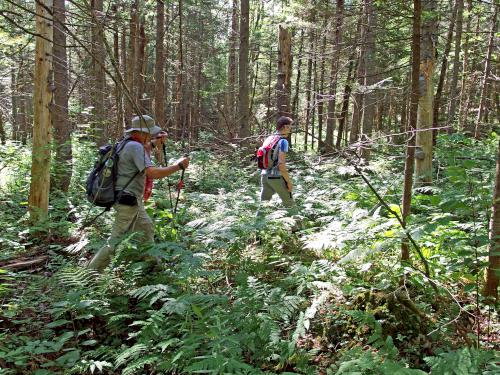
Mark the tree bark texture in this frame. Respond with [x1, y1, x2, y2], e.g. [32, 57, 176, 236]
[316, 31, 327, 150]
[360, 0, 377, 161]
[52, 0, 72, 192]
[336, 59, 354, 149]
[304, 20, 316, 151]
[91, 0, 106, 145]
[325, 0, 344, 151]
[238, 0, 250, 139]
[401, 0, 421, 261]
[292, 30, 304, 124]
[29, 0, 53, 223]
[154, 1, 165, 128]
[433, 0, 456, 133]
[125, 1, 138, 126]
[415, 0, 437, 185]
[226, 0, 238, 136]
[475, 4, 497, 138]
[113, 4, 124, 136]
[349, 4, 367, 144]
[484, 139, 500, 301]
[445, 0, 464, 131]
[276, 25, 292, 118]
[136, 18, 147, 112]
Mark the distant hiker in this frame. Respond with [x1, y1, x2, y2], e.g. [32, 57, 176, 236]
[257, 116, 295, 212]
[88, 115, 189, 272]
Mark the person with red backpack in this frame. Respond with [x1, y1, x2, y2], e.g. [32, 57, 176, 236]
[257, 116, 295, 211]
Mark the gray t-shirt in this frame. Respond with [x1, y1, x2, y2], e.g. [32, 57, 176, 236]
[116, 139, 153, 198]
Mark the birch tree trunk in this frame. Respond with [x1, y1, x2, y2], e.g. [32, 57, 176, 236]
[29, 0, 53, 223]
[415, 0, 437, 185]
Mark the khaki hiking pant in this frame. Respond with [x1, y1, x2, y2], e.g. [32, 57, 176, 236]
[260, 175, 295, 208]
[88, 201, 154, 272]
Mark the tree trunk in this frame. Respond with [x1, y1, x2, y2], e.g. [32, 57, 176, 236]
[433, 0, 456, 135]
[325, 0, 344, 152]
[401, 0, 421, 261]
[336, 58, 354, 149]
[176, 0, 185, 139]
[311, 48, 318, 151]
[484, 139, 500, 302]
[0, 111, 5, 145]
[316, 31, 327, 151]
[154, 1, 165, 128]
[349, 5, 367, 144]
[136, 17, 147, 112]
[360, 0, 377, 161]
[445, 0, 464, 132]
[292, 30, 304, 122]
[266, 48, 273, 133]
[91, 0, 106, 145]
[29, 0, 53, 223]
[238, 0, 250, 139]
[415, 0, 437, 185]
[113, 4, 124, 136]
[52, 0, 72, 192]
[10, 66, 19, 141]
[458, 0, 473, 131]
[304, 26, 315, 152]
[226, 0, 238, 135]
[276, 25, 292, 118]
[475, 4, 497, 138]
[125, 1, 138, 126]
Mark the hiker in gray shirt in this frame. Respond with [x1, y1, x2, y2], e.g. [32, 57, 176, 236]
[88, 115, 189, 272]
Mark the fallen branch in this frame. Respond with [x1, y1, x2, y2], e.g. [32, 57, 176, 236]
[2, 256, 48, 270]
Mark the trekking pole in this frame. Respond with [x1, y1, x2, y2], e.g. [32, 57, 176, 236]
[174, 168, 185, 215]
[162, 144, 174, 209]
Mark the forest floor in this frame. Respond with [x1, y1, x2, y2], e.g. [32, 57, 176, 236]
[0, 135, 499, 374]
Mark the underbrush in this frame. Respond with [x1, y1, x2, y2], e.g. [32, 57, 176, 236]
[0, 135, 499, 374]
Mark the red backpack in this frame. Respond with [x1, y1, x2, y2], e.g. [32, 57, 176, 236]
[256, 135, 283, 170]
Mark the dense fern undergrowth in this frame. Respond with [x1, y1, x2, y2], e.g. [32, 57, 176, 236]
[0, 134, 499, 374]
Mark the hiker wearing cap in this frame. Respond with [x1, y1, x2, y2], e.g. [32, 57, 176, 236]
[88, 115, 189, 272]
[258, 116, 294, 210]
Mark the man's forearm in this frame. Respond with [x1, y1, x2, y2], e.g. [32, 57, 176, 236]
[146, 164, 182, 179]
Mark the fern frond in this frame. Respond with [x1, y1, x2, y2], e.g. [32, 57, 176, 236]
[115, 343, 148, 368]
[129, 284, 174, 304]
[122, 355, 160, 375]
